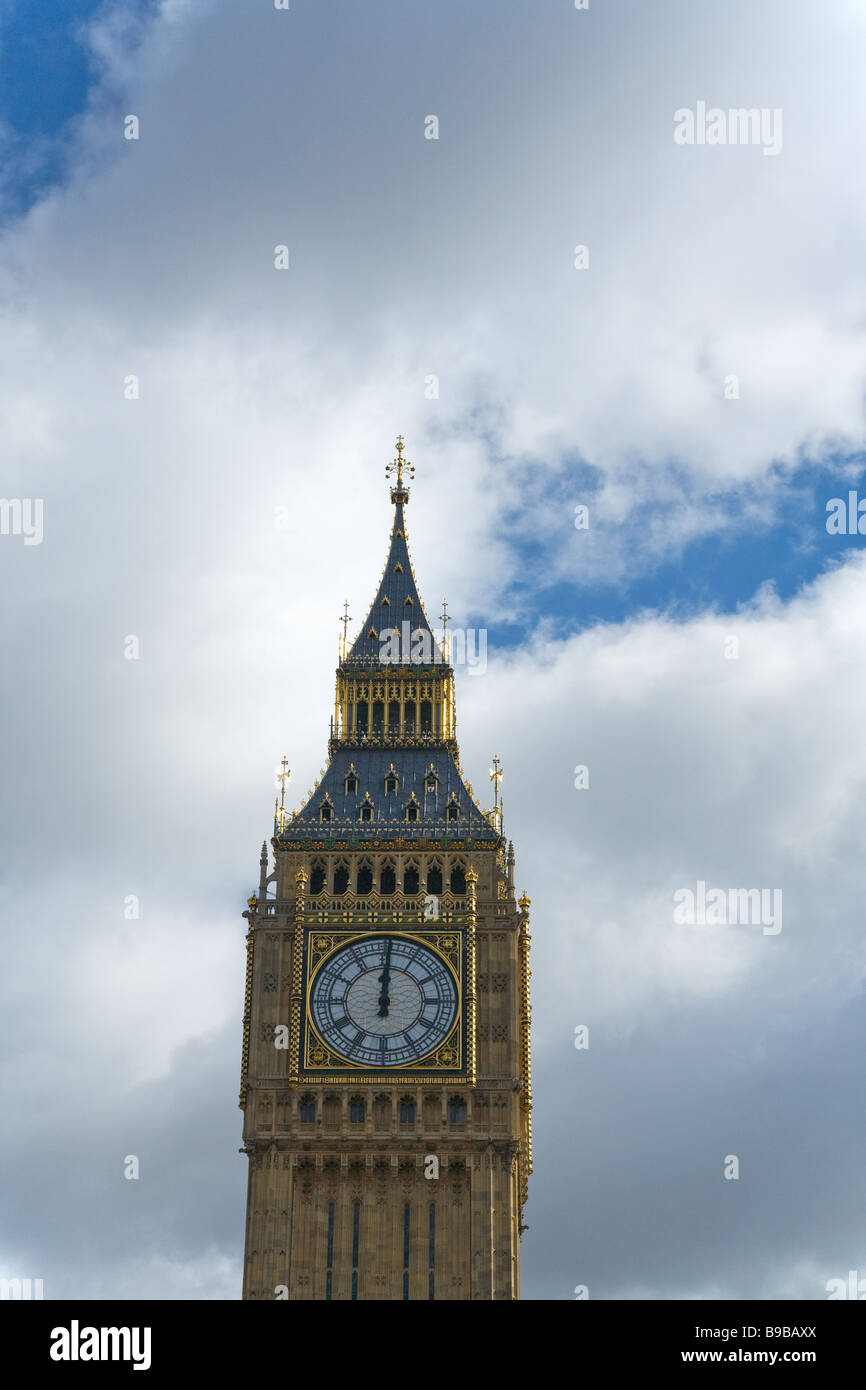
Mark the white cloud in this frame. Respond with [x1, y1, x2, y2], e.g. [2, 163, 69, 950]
[2, 0, 866, 1300]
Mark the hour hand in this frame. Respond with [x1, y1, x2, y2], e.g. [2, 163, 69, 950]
[377, 940, 393, 1017]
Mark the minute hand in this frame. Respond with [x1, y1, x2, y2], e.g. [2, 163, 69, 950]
[376, 940, 393, 1018]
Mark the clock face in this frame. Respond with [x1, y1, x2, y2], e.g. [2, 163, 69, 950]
[309, 935, 458, 1068]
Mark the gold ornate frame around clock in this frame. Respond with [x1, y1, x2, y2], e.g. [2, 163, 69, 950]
[291, 915, 477, 1085]
[303, 928, 463, 1075]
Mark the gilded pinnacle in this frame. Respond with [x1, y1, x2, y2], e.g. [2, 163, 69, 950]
[385, 433, 415, 501]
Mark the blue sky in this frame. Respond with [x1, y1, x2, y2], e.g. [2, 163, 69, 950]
[3, 0, 866, 1303]
[0, 2, 105, 139]
[0, 1, 156, 216]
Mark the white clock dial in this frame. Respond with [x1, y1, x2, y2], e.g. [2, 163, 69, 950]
[309, 936, 457, 1067]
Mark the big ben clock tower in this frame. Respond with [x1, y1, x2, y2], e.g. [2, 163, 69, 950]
[238, 438, 532, 1300]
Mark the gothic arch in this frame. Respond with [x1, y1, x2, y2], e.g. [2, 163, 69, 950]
[380, 858, 396, 895]
[333, 859, 349, 895]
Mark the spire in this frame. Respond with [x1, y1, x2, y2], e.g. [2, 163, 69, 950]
[281, 433, 498, 842]
[344, 435, 446, 669]
[258, 842, 268, 897]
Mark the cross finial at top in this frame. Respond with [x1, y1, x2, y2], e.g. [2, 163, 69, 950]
[339, 599, 352, 658]
[385, 434, 415, 499]
[439, 598, 450, 662]
[277, 755, 291, 804]
[489, 755, 504, 833]
[275, 755, 291, 831]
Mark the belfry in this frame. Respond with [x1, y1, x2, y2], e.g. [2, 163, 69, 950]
[239, 437, 532, 1300]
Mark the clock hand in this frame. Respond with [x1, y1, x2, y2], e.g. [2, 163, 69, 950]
[377, 939, 393, 1018]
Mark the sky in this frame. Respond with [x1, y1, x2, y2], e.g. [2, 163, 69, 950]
[2, 0, 866, 1301]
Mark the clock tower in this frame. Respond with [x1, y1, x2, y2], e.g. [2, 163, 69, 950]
[239, 438, 532, 1300]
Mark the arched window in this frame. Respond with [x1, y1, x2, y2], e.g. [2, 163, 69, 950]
[333, 863, 349, 894]
[356, 700, 368, 734]
[404, 864, 420, 895]
[448, 1097, 466, 1126]
[380, 863, 396, 895]
[345, 770, 358, 794]
[447, 803, 459, 822]
[427, 864, 443, 894]
[372, 699, 384, 732]
[406, 803, 419, 823]
[388, 701, 400, 733]
[310, 860, 326, 895]
[450, 864, 466, 894]
[320, 802, 332, 823]
[357, 862, 373, 895]
[373, 1093, 391, 1130]
[385, 771, 398, 795]
[299, 1095, 316, 1123]
[399, 1099, 416, 1125]
[349, 1097, 365, 1124]
[420, 700, 432, 732]
[425, 772, 438, 795]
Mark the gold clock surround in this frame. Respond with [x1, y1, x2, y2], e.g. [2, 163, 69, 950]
[301, 926, 469, 1079]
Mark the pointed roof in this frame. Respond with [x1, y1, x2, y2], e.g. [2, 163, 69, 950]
[343, 437, 447, 669]
[278, 745, 499, 844]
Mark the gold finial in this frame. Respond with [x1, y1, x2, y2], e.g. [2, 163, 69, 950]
[339, 599, 351, 660]
[518, 891, 531, 913]
[385, 433, 415, 500]
[276, 756, 291, 831]
[440, 598, 450, 663]
[489, 755, 504, 834]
